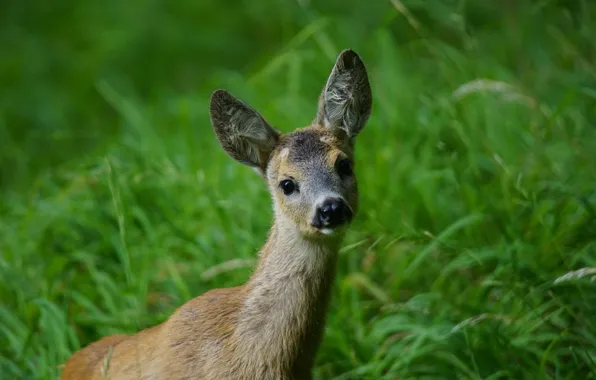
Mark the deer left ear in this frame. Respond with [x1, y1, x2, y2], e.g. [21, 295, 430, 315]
[316, 49, 372, 139]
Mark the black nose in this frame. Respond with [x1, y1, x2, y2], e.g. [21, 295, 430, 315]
[314, 198, 353, 229]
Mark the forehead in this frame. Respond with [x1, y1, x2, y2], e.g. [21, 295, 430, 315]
[277, 127, 346, 164]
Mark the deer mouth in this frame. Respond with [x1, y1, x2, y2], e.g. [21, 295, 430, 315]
[320, 227, 340, 235]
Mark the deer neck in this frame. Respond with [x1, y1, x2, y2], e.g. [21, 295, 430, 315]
[234, 218, 341, 372]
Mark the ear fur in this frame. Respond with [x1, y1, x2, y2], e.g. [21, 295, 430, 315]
[209, 89, 280, 172]
[316, 49, 372, 138]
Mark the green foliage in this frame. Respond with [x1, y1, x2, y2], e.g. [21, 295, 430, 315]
[1, 0, 596, 378]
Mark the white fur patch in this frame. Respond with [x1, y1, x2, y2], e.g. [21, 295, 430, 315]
[319, 135, 334, 145]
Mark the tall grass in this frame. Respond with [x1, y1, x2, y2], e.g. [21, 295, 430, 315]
[1, 1, 596, 379]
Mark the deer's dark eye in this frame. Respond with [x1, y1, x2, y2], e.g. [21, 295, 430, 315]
[336, 158, 353, 178]
[280, 179, 297, 195]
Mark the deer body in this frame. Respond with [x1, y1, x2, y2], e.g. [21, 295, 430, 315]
[61, 49, 372, 380]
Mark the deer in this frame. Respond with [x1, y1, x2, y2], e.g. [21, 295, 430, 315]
[60, 49, 372, 380]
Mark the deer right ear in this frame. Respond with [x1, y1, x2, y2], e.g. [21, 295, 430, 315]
[210, 90, 280, 172]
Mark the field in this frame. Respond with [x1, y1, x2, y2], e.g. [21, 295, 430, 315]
[1, 1, 596, 379]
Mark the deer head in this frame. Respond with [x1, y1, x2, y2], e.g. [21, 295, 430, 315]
[210, 49, 372, 240]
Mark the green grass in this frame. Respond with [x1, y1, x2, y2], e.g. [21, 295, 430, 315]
[2, 1, 596, 379]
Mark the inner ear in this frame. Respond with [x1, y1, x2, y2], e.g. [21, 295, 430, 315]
[210, 90, 280, 171]
[316, 49, 372, 139]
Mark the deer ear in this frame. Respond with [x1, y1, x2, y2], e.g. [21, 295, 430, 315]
[316, 49, 372, 139]
[210, 90, 280, 172]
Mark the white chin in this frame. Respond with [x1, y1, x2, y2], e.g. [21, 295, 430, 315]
[320, 228, 335, 235]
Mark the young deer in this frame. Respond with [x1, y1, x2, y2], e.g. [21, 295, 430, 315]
[60, 49, 372, 380]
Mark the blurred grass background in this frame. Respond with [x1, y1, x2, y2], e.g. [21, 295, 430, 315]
[1, 0, 596, 378]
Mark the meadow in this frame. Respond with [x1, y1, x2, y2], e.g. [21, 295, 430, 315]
[1, 1, 596, 378]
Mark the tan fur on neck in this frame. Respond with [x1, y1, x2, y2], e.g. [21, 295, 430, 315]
[60, 219, 339, 380]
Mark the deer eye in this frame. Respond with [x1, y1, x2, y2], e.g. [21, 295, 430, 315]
[336, 158, 353, 178]
[279, 179, 297, 195]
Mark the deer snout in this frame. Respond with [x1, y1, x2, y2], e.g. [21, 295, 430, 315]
[312, 198, 353, 230]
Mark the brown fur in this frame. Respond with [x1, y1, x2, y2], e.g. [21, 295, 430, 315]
[60, 49, 372, 380]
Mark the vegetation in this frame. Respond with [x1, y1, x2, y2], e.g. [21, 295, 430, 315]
[1, 0, 596, 378]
